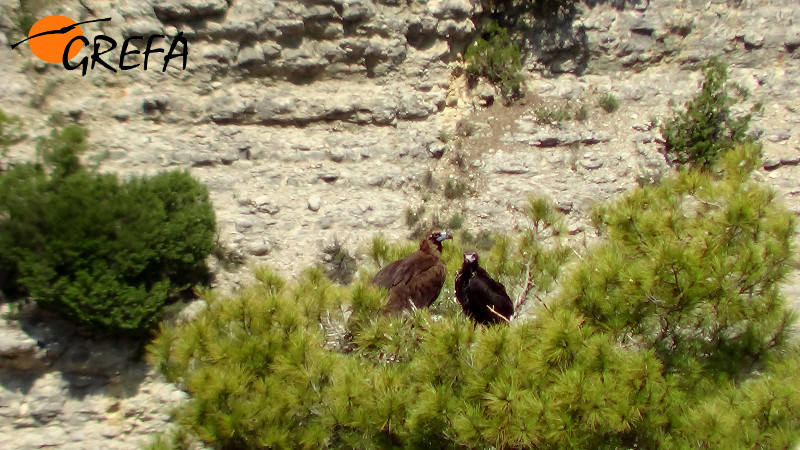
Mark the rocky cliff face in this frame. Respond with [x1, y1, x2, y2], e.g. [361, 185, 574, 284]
[2, 0, 482, 285]
[1, 0, 799, 448]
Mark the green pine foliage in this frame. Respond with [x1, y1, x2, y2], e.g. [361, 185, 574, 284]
[150, 277, 672, 449]
[0, 124, 216, 336]
[481, 0, 579, 17]
[148, 147, 800, 448]
[464, 21, 524, 100]
[660, 58, 759, 170]
[574, 144, 794, 379]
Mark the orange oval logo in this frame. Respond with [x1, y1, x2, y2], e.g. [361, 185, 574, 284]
[28, 15, 84, 63]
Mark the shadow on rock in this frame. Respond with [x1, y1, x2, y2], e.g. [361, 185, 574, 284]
[480, 0, 650, 75]
[0, 302, 149, 401]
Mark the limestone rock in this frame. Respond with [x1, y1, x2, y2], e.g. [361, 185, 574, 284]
[154, 0, 229, 19]
[398, 92, 439, 119]
[223, 0, 277, 35]
[785, 27, 800, 50]
[236, 45, 267, 66]
[0, 326, 47, 371]
[308, 195, 322, 212]
[428, 0, 473, 20]
[142, 95, 169, 113]
[254, 196, 281, 214]
[579, 156, 604, 170]
[246, 239, 272, 256]
[208, 90, 255, 123]
[176, 300, 208, 324]
[235, 217, 256, 232]
[58, 341, 139, 376]
[342, 0, 375, 21]
[26, 372, 67, 424]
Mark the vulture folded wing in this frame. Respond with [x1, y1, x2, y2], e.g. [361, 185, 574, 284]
[467, 268, 514, 323]
[375, 252, 446, 313]
[397, 258, 447, 310]
[372, 254, 429, 290]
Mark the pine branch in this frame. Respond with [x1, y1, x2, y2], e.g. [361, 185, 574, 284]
[514, 262, 535, 311]
[514, 262, 548, 314]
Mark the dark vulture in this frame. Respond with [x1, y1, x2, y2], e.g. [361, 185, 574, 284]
[371, 228, 453, 314]
[455, 250, 514, 325]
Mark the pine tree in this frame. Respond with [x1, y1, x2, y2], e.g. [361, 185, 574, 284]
[659, 58, 759, 170]
[147, 145, 800, 448]
[571, 144, 794, 380]
[464, 21, 524, 100]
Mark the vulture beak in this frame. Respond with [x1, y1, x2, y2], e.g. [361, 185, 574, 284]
[436, 231, 453, 242]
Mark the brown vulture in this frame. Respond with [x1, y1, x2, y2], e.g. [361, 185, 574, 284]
[371, 228, 453, 314]
[455, 250, 514, 325]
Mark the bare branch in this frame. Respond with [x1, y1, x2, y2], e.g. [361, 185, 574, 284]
[514, 262, 536, 311]
[487, 305, 511, 323]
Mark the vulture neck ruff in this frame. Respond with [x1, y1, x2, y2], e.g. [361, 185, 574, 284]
[460, 260, 478, 279]
[421, 237, 444, 255]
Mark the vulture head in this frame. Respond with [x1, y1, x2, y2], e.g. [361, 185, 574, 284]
[463, 249, 478, 265]
[422, 228, 452, 254]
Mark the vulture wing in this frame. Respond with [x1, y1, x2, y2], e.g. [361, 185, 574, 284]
[373, 251, 446, 313]
[460, 267, 514, 324]
[372, 252, 434, 290]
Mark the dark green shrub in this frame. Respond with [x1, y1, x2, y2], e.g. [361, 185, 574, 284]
[455, 119, 478, 137]
[212, 234, 245, 270]
[447, 212, 464, 230]
[660, 58, 759, 170]
[459, 229, 495, 251]
[0, 124, 216, 336]
[482, 0, 579, 17]
[574, 104, 589, 122]
[534, 103, 594, 125]
[450, 150, 467, 171]
[444, 179, 469, 199]
[464, 21, 524, 100]
[404, 205, 426, 228]
[598, 92, 620, 113]
[322, 238, 357, 285]
[0, 110, 24, 149]
[29, 79, 58, 109]
[534, 105, 572, 124]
